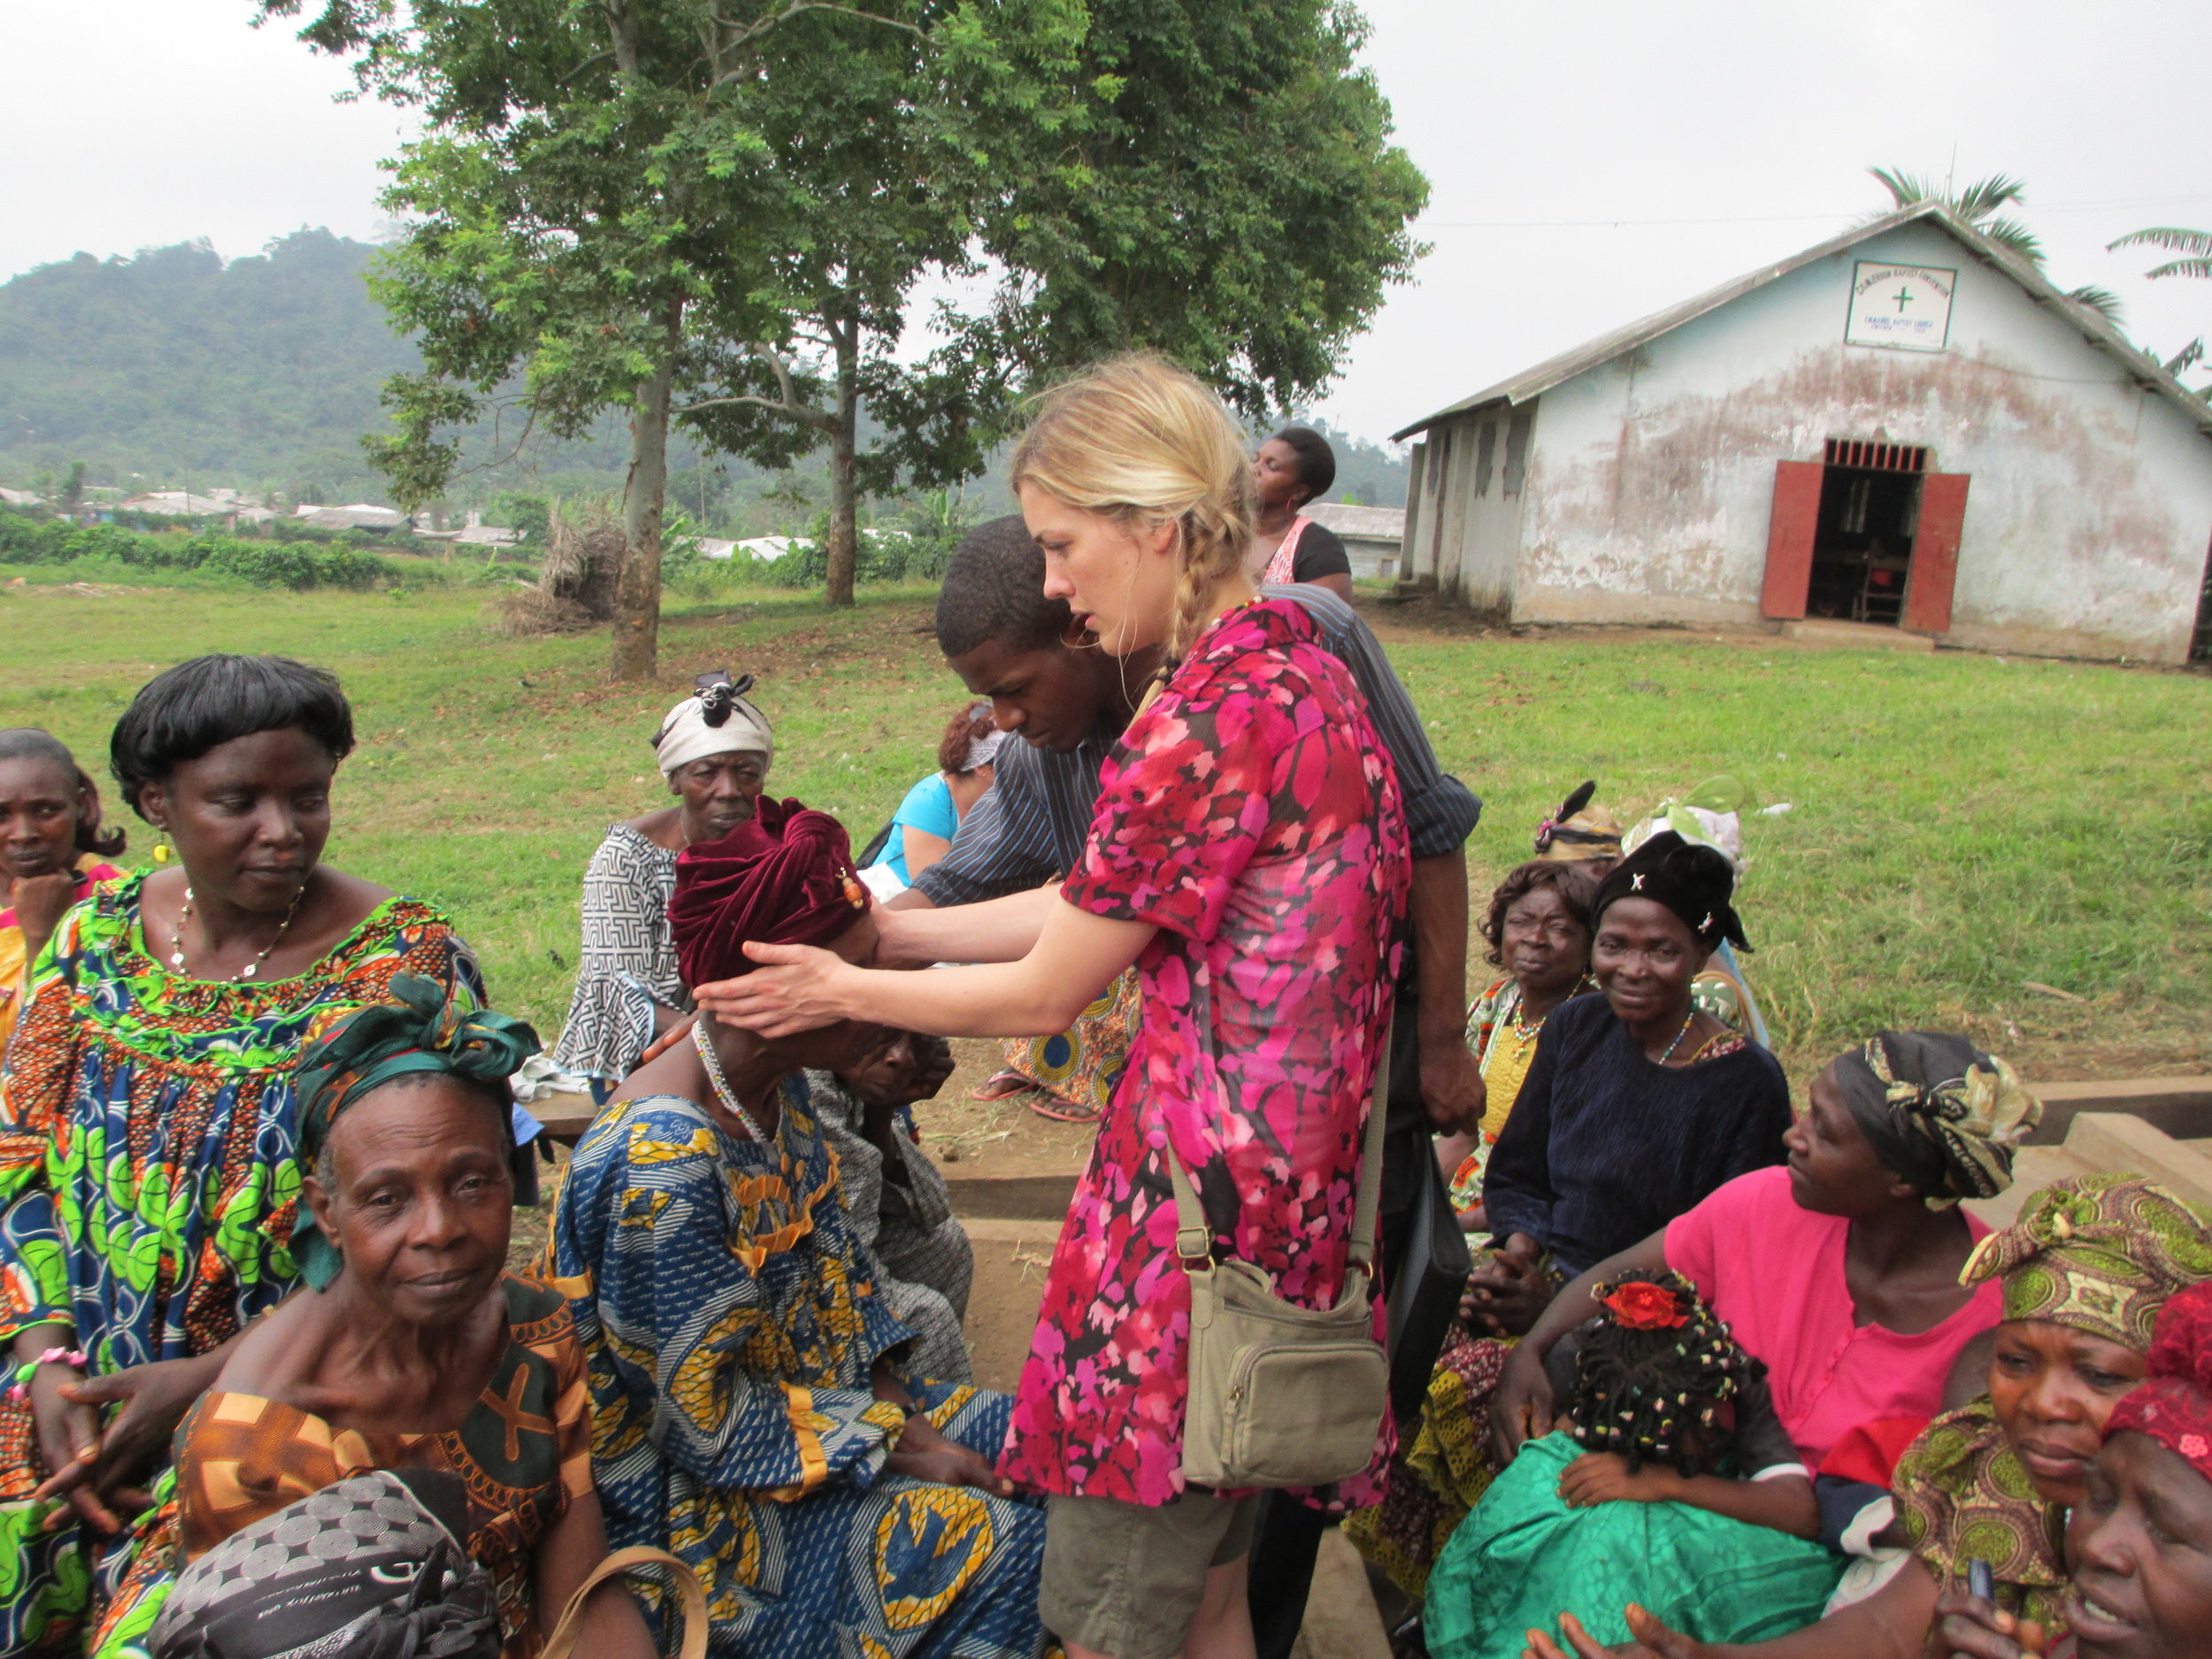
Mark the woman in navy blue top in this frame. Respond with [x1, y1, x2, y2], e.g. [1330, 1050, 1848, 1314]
[1476, 831, 1791, 1322]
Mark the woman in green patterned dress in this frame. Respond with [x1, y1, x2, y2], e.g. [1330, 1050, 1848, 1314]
[0, 655, 484, 1654]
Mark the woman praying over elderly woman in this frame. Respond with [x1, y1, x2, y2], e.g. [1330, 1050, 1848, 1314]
[549, 671, 772, 1094]
[92, 979, 655, 1659]
[544, 795, 1050, 1659]
[701, 355, 1410, 1659]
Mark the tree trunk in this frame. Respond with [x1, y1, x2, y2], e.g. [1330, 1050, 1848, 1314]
[611, 300, 680, 681]
[824, 321, 859, 609]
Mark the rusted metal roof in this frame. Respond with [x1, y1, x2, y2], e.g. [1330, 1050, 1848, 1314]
[1391, 203, 2212, 442]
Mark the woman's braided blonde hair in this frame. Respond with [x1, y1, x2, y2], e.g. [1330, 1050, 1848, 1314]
[1009, 355, 1254, 661]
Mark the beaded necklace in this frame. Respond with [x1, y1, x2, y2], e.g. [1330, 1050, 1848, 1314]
[169, 883, 305, 982]
[693, 1018, 772, 1143]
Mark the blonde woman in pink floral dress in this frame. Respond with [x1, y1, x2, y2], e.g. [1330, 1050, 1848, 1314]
[703, 356, 1411, 1659]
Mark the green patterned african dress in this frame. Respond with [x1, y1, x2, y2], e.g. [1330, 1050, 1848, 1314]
[0, 872, 477, 1655]
[1893, 1398, 2070, 1633]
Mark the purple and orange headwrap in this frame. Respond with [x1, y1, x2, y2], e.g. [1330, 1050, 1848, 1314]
[669, 795, 869, 987]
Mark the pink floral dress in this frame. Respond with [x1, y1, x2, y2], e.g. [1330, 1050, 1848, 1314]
[996, 598, 1410, 1507]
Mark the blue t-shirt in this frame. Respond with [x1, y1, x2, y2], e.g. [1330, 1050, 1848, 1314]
[868, 772, 959, 884]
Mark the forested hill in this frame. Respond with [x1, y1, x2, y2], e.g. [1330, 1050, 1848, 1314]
[0, 231, 423, 502]
[0, 230, 1411, 518]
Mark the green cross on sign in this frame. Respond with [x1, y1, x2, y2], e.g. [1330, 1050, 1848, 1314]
[1892, 287, 1915, 313]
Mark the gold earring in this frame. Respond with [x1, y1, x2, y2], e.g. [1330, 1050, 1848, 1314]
[151, 831, 172, 865]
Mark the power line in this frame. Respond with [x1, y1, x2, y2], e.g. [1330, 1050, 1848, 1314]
[1416, 194, 2212, 230]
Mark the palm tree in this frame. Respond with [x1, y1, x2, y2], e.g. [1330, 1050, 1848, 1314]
[1869, 166, 2124, 324]
[2108, 229, 2211, 392]
[2107, 227, 2212, 281]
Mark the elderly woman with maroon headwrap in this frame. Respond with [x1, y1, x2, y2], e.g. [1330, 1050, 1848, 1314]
[541, 797, 1048, 1659]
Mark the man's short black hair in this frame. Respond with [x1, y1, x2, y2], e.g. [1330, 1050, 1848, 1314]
[1271, 426, 1336, 506]
[111, 654, 357, 818]
[935, 516, 1074, 660]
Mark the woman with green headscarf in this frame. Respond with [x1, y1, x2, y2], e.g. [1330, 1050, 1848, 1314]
[88, 977, 656, 1659]
[1517, 1172, 2212, 1659]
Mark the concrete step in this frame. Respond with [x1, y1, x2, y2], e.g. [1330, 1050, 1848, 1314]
[1781, 618, 1936, 652]
[940, 1111, 1096, 1219]
[1967, 1110, 2212, 1229]
[2028, 1077, 2212, 1144]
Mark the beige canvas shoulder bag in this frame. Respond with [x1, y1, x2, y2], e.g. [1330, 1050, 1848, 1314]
[1169, 1013, 1394, 1490]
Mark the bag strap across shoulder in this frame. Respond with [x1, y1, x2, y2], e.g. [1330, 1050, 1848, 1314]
[1168, 1006, 1396, 1279]
[541, 1545, 707, 1659]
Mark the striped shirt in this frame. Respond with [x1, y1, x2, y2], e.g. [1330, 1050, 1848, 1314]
[913, 586, 1481, 907]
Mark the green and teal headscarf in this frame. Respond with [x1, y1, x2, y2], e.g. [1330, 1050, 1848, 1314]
[290, 973, 540, 1288]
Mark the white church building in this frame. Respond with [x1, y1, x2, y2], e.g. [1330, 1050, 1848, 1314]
[1392, 203, 2212, 663]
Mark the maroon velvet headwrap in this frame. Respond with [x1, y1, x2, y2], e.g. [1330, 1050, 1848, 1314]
[669, 795, 868, 987]
[2107, 1280, 2212, 1483]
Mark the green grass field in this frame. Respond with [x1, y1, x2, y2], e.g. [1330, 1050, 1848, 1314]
[2, 569, 2206, 1083]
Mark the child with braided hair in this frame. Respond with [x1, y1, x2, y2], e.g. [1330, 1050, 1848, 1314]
[1555, 1271, 1791, 1487]
[1422, 1273, 1842, 1659]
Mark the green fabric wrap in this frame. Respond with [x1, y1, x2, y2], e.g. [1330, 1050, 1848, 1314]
[1425, 1433, 1841, 1659]
[289, 973, 540, 1289]
[1960, 1173, 2212, 1351]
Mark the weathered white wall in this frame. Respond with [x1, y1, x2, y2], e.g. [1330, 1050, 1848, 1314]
[1483, 219, 2212, 661]
[1417, 404, 1528, 612]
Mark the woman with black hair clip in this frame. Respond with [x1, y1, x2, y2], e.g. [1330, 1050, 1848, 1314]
[0, 654, 482, 1655]
[1248, 426, 1355, 601]
[549, 671, 772, 1094]
[0, 728, 128, 1058]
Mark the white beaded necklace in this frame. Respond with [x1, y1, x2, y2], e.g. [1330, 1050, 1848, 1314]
[692, 1018, 772, 1143]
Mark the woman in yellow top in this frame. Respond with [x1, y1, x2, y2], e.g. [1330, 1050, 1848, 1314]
[0, 729, 127, 1054]
[1444, 860, 1599, 1226]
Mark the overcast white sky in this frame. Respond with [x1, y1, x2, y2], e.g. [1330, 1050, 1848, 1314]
[4, 0, 2209, 446]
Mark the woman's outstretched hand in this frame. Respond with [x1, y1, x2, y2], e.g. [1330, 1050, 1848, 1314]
[888, 1413, 1016, 1497]
[1523, 1608, 1701, 1659]
[692, 942, 855, 1037]
[29, 1355, 218, 1532]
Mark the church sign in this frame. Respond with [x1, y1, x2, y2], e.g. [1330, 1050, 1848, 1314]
[1845, 261, 1956, 353]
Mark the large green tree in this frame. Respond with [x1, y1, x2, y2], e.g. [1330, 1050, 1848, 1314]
[264, 0, 1425, 673]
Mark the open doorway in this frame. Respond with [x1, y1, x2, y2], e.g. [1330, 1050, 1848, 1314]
[1804, 441, 1929, 625]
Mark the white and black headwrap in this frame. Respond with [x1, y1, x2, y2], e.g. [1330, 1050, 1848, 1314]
[653, 670, 773, 776]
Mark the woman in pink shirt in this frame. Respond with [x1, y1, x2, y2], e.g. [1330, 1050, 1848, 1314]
[1491, 1032, 2041, 1473]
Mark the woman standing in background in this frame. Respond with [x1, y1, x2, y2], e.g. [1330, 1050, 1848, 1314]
[0, 728, 127, 1057]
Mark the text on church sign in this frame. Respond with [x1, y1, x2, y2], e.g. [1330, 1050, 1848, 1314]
[1845, 262, 1955, 353]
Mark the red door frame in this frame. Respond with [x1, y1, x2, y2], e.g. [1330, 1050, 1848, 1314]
[1903, 472, 1970, 634]
[1759, 460, 1824, 618]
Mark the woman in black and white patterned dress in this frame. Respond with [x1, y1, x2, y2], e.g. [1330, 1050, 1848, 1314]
[550, 672, 772, 1093]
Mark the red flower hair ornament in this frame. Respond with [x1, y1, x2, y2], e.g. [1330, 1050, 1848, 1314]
[1601, 1279, 1690, 1331]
